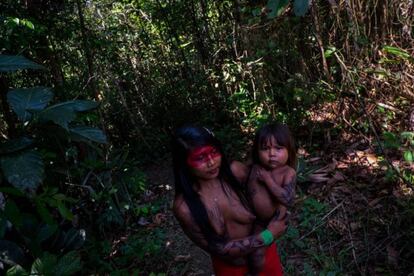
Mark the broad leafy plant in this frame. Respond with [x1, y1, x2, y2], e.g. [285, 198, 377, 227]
[0, 54, 106, 274]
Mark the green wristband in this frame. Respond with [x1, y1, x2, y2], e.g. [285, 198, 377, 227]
[260, 229, 274, 245]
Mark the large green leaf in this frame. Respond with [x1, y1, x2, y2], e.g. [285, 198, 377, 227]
[3, 199, 23, 228]
[35, 199, 56, 225]
[65, 100, 99, 112]
[267, 0, 289, 19]
[69, 126, 107, 144]
[36, 224, 58, 243]
[7, 87, 53, 122]
[6, 265, 27, 276]
[0, 187, 25, 197]
[0, 218, 7, 239]
[0, 150, 44, 192]
[62, 228, 86, 250]
[38, 100, 99, 129]
[0, 240, 27, 266]
[0, 55, 44, 72]
[294, 0, 311, 16]
[37, 105, 76, 129]
[56, 201, 73, 221]
[54, 251, 81, 275]
[0, 137, 33, 155]
[31, 253, 57, 275]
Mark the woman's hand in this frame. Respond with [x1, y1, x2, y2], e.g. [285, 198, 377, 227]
[267, 219, 287, 239]
[266, 209, 289, 239]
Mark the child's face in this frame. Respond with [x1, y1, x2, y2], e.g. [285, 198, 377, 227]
[258, 136, 288, 169]
[187, 145, 222, 180]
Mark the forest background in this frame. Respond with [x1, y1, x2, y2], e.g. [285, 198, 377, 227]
[0, 0, 413, 275]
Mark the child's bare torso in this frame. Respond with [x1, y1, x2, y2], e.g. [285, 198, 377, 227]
[248, 165, 291, 222]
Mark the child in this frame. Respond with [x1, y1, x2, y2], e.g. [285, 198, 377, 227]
[247, 123, 297, 275]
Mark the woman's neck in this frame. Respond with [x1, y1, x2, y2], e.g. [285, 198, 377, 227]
[195, 177, 221, 192]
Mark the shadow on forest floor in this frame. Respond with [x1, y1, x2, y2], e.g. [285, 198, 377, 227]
[144, 159, 213, 275]
[280, 135, 414, 275]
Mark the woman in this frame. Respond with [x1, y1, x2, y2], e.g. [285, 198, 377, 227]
[172, 125, 286, 275]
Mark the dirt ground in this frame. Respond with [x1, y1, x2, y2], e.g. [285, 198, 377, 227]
[145, 159, 214, 275]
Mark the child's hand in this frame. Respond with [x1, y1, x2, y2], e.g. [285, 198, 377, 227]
[256, 167, 272, 183]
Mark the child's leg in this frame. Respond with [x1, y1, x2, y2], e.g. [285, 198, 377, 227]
[247, 247, 266, 276]
[248, 205, 288, 275]
[246, 223, 266, 275]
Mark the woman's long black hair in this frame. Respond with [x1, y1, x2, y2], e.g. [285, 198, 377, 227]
[172, 125, 249, 243]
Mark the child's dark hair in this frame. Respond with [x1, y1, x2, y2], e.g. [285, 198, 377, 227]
[252, 123, 297, 169]
[171, 125, 249, 244]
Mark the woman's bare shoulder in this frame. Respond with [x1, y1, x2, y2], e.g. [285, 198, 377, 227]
[230, 160, 249, 183]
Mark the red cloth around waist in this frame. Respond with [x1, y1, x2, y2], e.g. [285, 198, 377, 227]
[211, 243, 283, 276]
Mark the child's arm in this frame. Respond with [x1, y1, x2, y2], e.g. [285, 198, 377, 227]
[257, 167, 296, 207]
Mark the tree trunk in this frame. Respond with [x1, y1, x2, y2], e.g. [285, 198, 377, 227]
[189, 1, 209, 66]
[232, 0, 241, 59]
[76, 0, 99, 100]
[311, 4, 331, 82]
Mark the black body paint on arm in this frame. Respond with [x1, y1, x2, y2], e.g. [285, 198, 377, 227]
[265, 175, 296, 207]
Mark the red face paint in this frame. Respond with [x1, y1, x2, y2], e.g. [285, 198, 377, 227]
[187, 146, 222, 168]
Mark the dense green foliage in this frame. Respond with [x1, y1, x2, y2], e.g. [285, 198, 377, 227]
[0, 0, 413, 274]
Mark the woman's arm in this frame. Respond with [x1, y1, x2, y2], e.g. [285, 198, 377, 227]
[257, 166, 296, 207]
[174, 199, 287, 258]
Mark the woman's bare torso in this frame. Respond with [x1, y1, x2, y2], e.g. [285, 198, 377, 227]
[174, 161, 272, 265]
[198, 181, 256, 240]
[174, 178, 256, 265]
